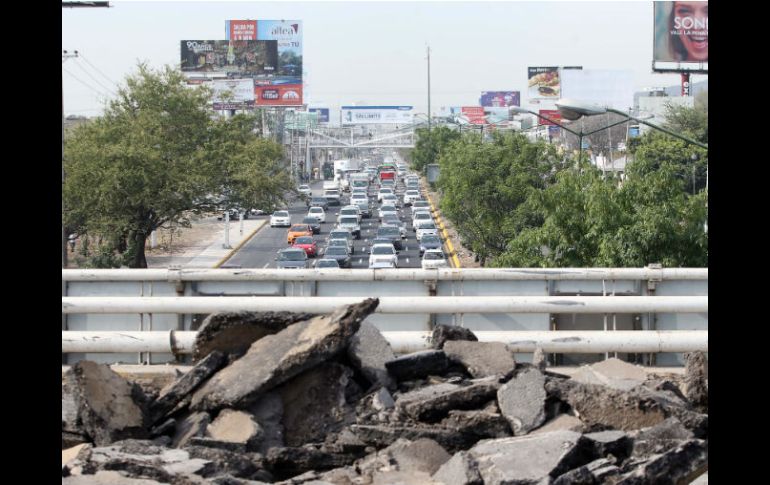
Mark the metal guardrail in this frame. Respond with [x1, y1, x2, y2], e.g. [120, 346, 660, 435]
[61, 268, 708, 363]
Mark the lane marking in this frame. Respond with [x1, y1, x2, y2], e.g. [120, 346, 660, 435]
[263, 262, 270, 268]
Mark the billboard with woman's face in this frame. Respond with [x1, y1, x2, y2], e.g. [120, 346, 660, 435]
[654, 2, 708, 63]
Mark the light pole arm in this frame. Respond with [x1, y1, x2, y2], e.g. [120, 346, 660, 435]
[606, 109, 707, 150]
[516, 110, 581, 137]
[581, 117, 635, 137]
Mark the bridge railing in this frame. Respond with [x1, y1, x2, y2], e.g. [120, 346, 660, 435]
[62, 267, 707, 366]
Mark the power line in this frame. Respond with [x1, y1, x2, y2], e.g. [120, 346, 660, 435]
[72, 58, 118, 97]
[63, 66, 112, 99]
[79, 54, 120, 88]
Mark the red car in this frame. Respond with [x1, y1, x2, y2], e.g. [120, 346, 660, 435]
[292, 236, 318, 257]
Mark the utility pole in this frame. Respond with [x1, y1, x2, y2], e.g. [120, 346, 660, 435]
[427, 45, 431, 131]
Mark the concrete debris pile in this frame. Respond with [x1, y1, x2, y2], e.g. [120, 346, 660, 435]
[62, 299, 708, 484]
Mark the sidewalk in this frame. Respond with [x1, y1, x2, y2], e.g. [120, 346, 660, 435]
[145, 216, 267, 269]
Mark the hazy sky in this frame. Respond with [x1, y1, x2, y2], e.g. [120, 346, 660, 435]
[62, 1, 704, 118]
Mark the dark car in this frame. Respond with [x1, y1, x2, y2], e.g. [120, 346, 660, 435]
[419, 234, 443, 255]
[309, 196, 329, 210]
[376, 226, 404, 250]
[301, 216, 321, 234]
[322, 246, 352, 268]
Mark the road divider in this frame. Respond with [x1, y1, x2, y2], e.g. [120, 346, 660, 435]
[213, 220, 267, 268]
[425, 193, 461, 268]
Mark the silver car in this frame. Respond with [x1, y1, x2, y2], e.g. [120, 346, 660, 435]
[275, 248, 309, 269]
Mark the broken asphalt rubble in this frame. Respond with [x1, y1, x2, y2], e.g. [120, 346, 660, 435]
[62, 301, 708, 484]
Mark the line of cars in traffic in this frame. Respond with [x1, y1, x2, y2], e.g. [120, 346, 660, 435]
[272, 159, 450, 269]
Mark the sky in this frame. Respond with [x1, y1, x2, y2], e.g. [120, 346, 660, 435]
[62, 1, 707, 122]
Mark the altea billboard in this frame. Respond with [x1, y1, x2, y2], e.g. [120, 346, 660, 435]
[653, 2, 708, 63]
[341, 106, 413, 125]
[560, 69, 634, 112]
[480, 91, 520, 107]
[226, 20, 303, 106]
[180, 40, 278, 77]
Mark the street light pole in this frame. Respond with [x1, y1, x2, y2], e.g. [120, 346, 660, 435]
[426, 45, 431, 132]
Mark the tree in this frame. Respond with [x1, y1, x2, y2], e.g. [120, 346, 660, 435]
[410, 126, 461, 174]
[437, 131, 564, 263]
[64, 64, 291, 268]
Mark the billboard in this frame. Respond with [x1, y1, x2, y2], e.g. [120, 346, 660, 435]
[309, 108, 330, 123]
[480, 91, 520, 108]
[528, 67, 560, 100]
[180, 40, 278, 76]
[460, 106, 486, 125]
[483, 107, 509, 123]
[653, 2, 708, 63]
[253, 82, 303, 106]
[226, 19, 303, 105]
[340, 106, 413, 125]
[538, 109, 562, 126]
[212, 79, 255, 110]
[560, 69, 634, 111]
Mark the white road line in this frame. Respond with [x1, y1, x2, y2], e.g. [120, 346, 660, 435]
[406, 258, 410, 263]
[263, 263, 269, 268]
[358, 258, 364, 264]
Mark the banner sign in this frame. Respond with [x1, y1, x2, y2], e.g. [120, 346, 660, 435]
[181, 40, 278, 77]
[548, 126, 561, 137]
[212, 79, 255, 110]
[538, 109, 562, 126]
[560, 69, 634, 111]
[340, 106, 413, 125]
[309, 108, 330, 123]
[461, 106, 486, 125]
[480, 91, 520, 107]
[225, 20, 257, 40]
[653, 2, 708, 63]
[254, 82, 303, 106]
[528, 67, 560, 100]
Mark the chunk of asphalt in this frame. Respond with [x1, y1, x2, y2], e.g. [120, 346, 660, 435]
[192, 311, 316, 362]
[584, 430, 633, 461]
[277, 363, 356, 447]
[467, 430, 595, 484]
[171, 411, 210, 449]
[190, 299, 378, 412]
[69, 361, 149, 446]
[443, 341, 516, 379]
[149, 351, 227, 424]
[384, 350, 451, 382]
[432, 451, 483, 485]
[532, 414, 584, 435]
[395, 376, 502, 422]
[431, 324, 478, 350]
[206, 409, 263, 449]
[614, 439, 708, 484]
[683, 351, 708, 412]
[347, 320, 397, 390]
[246, 391, 284, 454]
[570, 358, 648, 392]
[497, 366, 547, 435]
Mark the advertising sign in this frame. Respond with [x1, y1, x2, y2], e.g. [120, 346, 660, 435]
[460, 106, 486, 125]
[548, 126, 561, 137]
[483, 107, 509, 123]
[181, 40, 278, 76]
[560, 69, 634, 112]
[653, 2, 708, 63]
[340, 106, 413, 125]
[254, 82, 303, 106]
[212, 79, 255, 110]
[528, 67, 560, 100]
[225, 20, 257, 40]
[309, 108, 330, 123]
[538, 109, 562, 126]
[226, 19, 303, 104]
[480, 91, 520, 108]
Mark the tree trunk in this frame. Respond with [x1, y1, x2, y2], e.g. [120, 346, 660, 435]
[128, 230, 148, 268]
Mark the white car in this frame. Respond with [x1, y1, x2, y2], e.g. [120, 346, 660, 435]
[415, 220, 439, 241]
[298, 185, 312, 197]
[379, 205, 399, 221]
[381, 194, 399, 207]
[307, 206, 326, 223]
[270, 210, 291, 228]
[412, 210, 433, 229]
[421, 249, 448, 269]
[338, 205, 362, 224]
[368, 243, 399, 269]
[377, 187, 394, 202]
[402, 190, 421, 206]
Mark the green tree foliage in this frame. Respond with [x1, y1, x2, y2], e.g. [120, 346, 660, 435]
[437, 132, 564, 263]
[64, 64, 291, 268]
[410, 126, 461, 173]
[662, 91, 708, 144]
